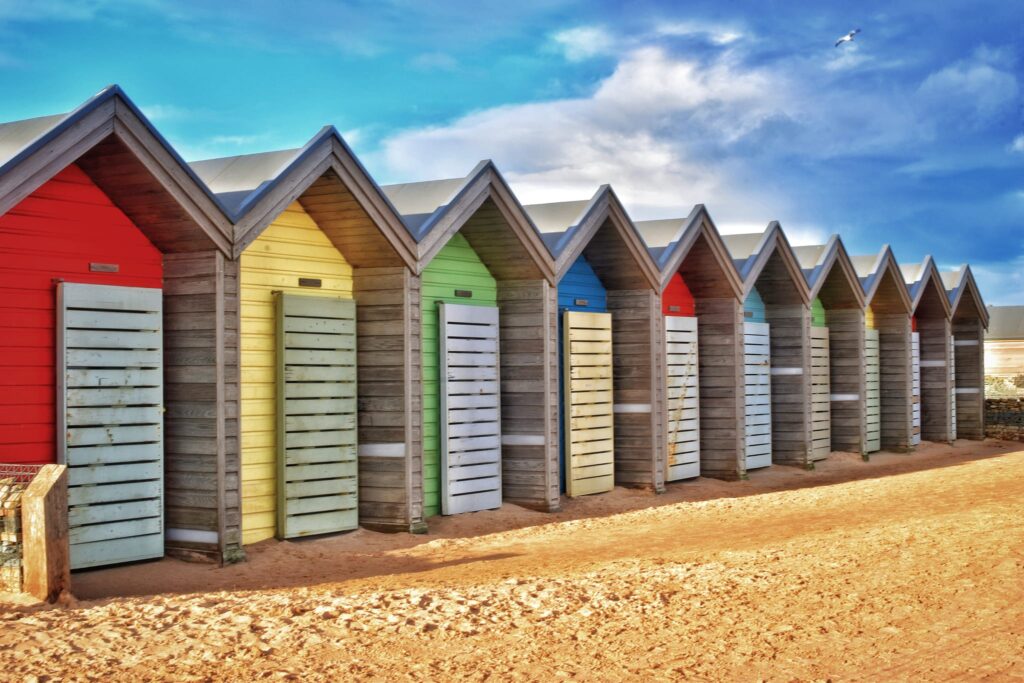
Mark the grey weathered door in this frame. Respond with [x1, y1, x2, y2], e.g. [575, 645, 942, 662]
[864, 329, 881, 452]
[665, 315, 699, 481]
[438, 303, 502, 514]
[58, 282, 164, 569]
[743, 321, 772, 469]
[275, 293, 358, 538]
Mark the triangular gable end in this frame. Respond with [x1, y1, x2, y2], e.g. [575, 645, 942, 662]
[733, 222, 811, 305]
[648, 205, 744, 300]
[906, 256, 953, 320]
[862, 246, 913, 314]
[0, 85, 232, 255]
[949, 265, 990, 328]
[803, 236, 866, 309]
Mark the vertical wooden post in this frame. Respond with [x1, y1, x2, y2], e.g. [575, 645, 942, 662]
[21, 464, 70, 603]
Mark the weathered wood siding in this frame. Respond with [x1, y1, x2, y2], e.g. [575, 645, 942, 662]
[694, 298, 745, 479]
[607, 290, 664, 492]
[918, 316, 953, 443]
[826, 308, 866, 453]
[809, 326, 831, 461]
[239, 202, 354, 544]
[864, 328, 881, 452]
[764, 303, 813, 467]
[953, 318, 985, 440]
[499, 279, 558, 511]
[354, 267, 423, 531]
[664, 315, 700, 480]
[875, 312, 913, 451]
[164, 250, 242, 562]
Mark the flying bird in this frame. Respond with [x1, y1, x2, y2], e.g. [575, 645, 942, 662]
[835, 28, 861, 47]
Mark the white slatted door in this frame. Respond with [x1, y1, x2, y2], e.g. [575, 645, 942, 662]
[911, 331, 921, 446]
[743, 322, 772, 469]
[864, 329, 881, 453]
[564, 311, 615, 496]
[439, 303, 502, 514]
[57, 282, 164, 570]
[665, 316, 699, 480]
[275, 293, 358, 539]
[949, 336, 957, 440]
[810, 327, 831, 461]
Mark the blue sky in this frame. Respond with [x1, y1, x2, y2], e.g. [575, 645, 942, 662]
[1, 0, 1022, 302]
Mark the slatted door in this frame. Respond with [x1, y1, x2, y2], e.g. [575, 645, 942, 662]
[57, 282, 164, 569]
[949, 336, 957, 440]
[439, 303, 502, 514]
[743, 322, 772, 469]
[911, 331, 921, 446]
[275, 293, 358, 538]
[864, 329, 881, 452]
[665, 316, 699, 480]
[810, 327, 831, 461]
[563, 310, 615, 496]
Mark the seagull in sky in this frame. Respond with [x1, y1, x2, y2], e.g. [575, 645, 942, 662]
[835, 28, 861, 47]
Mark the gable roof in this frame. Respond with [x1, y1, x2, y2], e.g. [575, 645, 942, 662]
[792, 235, 866, 307]
[721, 222, 811, 304]
[191, 127, 416, 267]
[380, 161, 555, 282]
[850, 245, 913, 313]
[941, 264, 989, 328]
[900, 256, 952, 319]
[522, 185, 660, 290]
[633, 204, 744, 299]
[987, 305, 1024, 340]
[0, 85, 232, 255]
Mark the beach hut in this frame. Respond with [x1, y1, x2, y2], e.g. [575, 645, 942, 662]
[190, 129, 420, 543]
[985, 305, 1024, 380]
[941, 266, 989, 439]
[0, 87, 236, 567]
[901, 258, 954, 444]
[523, 187, 665, 495]
[793, 237, 867, 457]
[850, 247, 914, 453]
[635, 206, 746, 481]
[722, 225, 813, 470]
[380, 163, 558, 516]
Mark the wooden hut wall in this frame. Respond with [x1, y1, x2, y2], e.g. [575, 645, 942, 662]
[815, 263, 866, 454]
[952, 316, 984, 439]
[752, 251, 813, 468]
[917, 315, 953, 443]
[670, 235, 745, 480]
[662, 273, 700, 481]
[870, 273, 914, 452]
[582, 218, 664, 493]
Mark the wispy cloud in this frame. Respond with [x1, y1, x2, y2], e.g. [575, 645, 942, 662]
[141, 103, 193, 122]
[1011, 134, 1024, 153]
[550, 25, 615, 61]
[653, 20, 744, 46]
[412, 52, 458, 71]
[917, 45, 1019, 130]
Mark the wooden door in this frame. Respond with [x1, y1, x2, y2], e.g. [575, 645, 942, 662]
[911, 331, 921, 446]
[438, 302, 502, 514]
[949, 336, 957, 440]
[57, 282, 164, 569]
[864, 329, 881, 452]
[275, 293, 358, 539]
[563, 310, 615, 496]
[810, 327, 831, 461]
[743, 321, 772, 469]
[665, 316, 699, 481]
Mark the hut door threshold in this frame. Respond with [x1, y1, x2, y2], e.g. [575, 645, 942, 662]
[275, 293, 358, 539]
[864, 329, 881, 453]
[57, 282, 164, 570]
[743, 321, 772, 470]
[563, 310, 615, 496]
[438, 303, 502, 515]
[665, 316, 699, 481]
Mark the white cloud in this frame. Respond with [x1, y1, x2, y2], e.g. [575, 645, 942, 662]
[412, 52, 458, 71]
[917, 47, 1019, 129]
[1011, 134, 1024, 153]
[141, 103, 193, 122]
[551, 25, 615, 61]
[971, 255, 1024, 306]
[654, 20, 743, 46]
[209, 134, 262, 146]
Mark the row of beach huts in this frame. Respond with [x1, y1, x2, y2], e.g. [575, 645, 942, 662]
[0, 87, 989, 571]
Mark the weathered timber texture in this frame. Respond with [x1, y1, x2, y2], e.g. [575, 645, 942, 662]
[826, 308, 867, 453]
[498, 280, 559, 512]
[607, 290, 665, 492]
[21, 464, 69, 603]
[693, 298, 746, 479]
[354, 267, 424, 532]
[918, 316, 953, 443]
[953, 318, 985, 440]
[875, 311, 914, 451]
[164, 250, 242, 563]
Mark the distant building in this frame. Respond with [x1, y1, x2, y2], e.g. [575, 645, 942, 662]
[985, 305, 1024, 382]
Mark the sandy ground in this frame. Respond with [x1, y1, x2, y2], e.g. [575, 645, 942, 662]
[2, 440, 1023, 681]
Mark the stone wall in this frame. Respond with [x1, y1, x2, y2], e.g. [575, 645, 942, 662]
[984, 398, 1024, 441]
